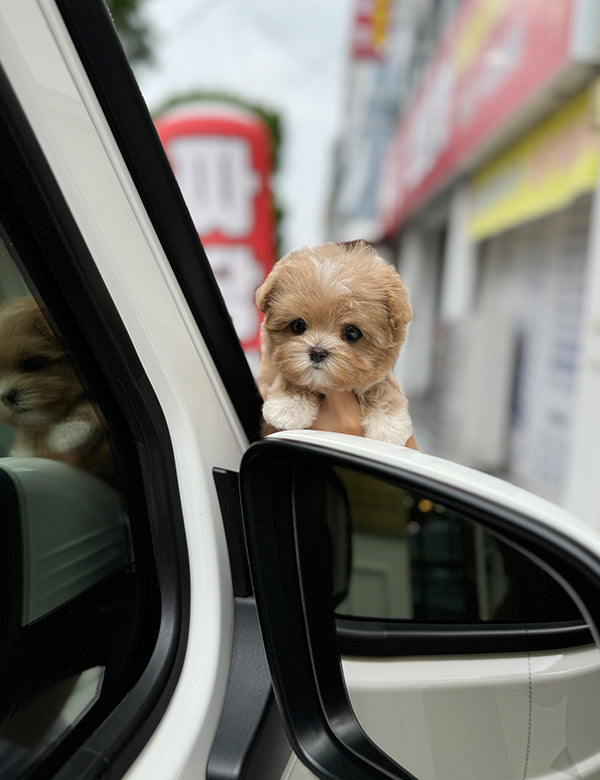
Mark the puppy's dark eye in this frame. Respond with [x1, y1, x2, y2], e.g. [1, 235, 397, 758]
[342, 325, 363, 343]
[18, 355, 54, 372]
[290, 318, 307, 335]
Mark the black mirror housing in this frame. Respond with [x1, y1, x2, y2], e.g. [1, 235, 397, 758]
[240, 435, 600, 779]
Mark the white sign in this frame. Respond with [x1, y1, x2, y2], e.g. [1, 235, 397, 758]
[169, 136, 260, 237]
[205, 245, 264, 342]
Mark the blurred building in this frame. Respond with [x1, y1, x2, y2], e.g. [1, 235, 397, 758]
[329, 0, 600, 528]
[329, 0, 462, 241]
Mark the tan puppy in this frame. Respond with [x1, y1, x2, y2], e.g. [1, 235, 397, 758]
[0, 296, 115, 484]
[256, 240, 414, 444]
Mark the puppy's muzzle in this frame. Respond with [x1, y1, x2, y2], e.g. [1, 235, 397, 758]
[309, 346, 329, 364]
[2, 388, 21, 409]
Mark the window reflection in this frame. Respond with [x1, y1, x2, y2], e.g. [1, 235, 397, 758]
[0, 233, 151, 777]
[0, 668, 103, 774]
[331, 467, 581, 624]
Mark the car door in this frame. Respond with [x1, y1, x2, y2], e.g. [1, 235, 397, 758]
[0, 2, 291, 778]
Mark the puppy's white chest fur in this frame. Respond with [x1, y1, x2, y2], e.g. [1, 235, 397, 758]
[263, 390, 320, 430]
[10, 418, 94, 458]
[262, 373, 413, 445]
[47, 419, 95, 453]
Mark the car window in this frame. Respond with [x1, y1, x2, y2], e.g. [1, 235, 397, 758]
[0, 232, 159, 778]
[330, 466, 581, 625]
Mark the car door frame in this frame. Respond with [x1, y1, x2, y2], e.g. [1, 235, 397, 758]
[0, 1, 272, 777]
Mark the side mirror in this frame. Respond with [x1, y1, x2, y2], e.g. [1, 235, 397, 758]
[240, 433, 600, 780]
[0, 457, 132, 720]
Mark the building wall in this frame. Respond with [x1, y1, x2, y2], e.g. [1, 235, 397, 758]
[329, 0, 600, 523]
[329, 0, 460, 240]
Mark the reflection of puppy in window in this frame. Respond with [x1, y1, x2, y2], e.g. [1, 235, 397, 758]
[256, 240, 414, 444]
[0, 297, 115, 484]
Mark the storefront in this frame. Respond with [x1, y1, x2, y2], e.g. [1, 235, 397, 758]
[378, 0, 600, 514]
[466, 87, 600, 504]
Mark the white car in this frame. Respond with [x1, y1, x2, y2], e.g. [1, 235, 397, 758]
[0, 3, 599, 779]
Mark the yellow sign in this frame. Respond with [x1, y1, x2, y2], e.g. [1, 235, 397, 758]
[469, 87, 599, 240]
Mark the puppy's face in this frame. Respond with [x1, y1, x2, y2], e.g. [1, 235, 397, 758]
[256, 241, 412, 392]
[0, 297, 83, 430]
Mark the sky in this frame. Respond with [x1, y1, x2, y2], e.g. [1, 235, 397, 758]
[134, 0, 353, 255]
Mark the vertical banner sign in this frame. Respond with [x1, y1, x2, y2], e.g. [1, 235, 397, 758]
[156, 106, 276, 366]
[352, 0, 392, 60]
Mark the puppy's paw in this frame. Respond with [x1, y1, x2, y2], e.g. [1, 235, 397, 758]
[363, 410, 413, 445]
[47, 419, 94, 453]
[263, 394, 319, 430]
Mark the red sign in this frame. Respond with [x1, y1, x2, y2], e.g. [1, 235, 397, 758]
[378, 0, 576, 235]
[352, 0, 392, 60]
[156, 107, 276, 354]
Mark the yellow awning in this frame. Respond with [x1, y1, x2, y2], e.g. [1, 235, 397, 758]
[469, 86, 600, 240]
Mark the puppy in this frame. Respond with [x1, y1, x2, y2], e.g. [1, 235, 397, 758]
[256, 240, 414, 444]
[0, 296, 115, 484]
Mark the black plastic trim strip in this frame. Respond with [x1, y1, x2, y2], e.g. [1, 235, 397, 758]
[214, 468, 253, 598]
[55, 0, 263, 444]
[0, 53, 190, 780]
[210, 469, 291, 778]
[207, 599, 291, 780]
[336, 618, 593, 657]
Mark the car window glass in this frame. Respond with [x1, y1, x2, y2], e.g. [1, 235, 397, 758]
[329, 466, 581, 623]
[0, 233, 157, 778]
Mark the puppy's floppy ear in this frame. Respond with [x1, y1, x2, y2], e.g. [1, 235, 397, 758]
[255, 263, 280, 314]
[33, 306, 55, 340]
[4, 296, 57, 345]
[27, 299, 60, 348]
[383, 266, 413, 341]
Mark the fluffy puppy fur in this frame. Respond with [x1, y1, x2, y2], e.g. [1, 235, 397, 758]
[0, 296, 115, 484]
[256, 240, 414, 444]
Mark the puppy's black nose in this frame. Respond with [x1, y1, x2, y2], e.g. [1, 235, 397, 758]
[2, 389, 20, 408]
[309, 347, 329, 364]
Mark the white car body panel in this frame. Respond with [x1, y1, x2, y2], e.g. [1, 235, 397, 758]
[342, 647, 600, 779]
[283, 644, 600, 779]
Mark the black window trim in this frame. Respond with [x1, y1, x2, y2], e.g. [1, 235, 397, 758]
[336, 617, 591, 657]
[0, 53, 190, 779]
[208, 468, 291, 780]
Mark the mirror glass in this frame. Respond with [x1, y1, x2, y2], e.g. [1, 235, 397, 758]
[328, 466, 581, 624]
